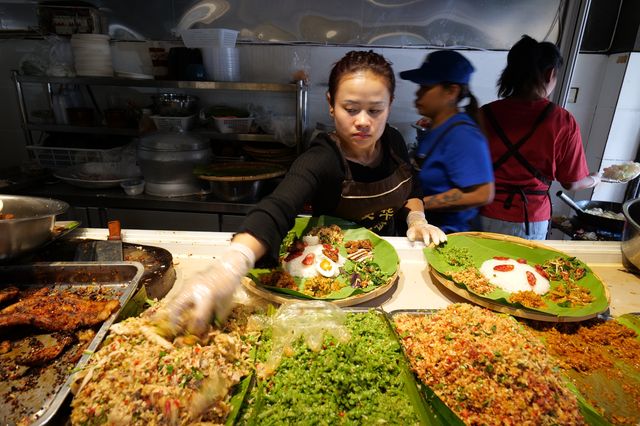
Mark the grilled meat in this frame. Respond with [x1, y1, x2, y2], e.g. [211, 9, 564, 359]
[16, 332, 76, 366]
[0, 286, 19, 305]
[0, 288, 120, 333]
[0, 340, 10, 354]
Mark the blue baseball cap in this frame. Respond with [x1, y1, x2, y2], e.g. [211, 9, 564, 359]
[400, 50, 474, 86]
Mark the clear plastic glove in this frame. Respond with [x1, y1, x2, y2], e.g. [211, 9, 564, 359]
[406, 211, 447, 246]
[588, 172, 601, 187]
[155, 242, 255, 337]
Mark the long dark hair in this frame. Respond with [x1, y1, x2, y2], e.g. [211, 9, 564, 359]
[498, 35, 563, 98]
[327, 50, 396, 106]
[441, 82, 480, 123]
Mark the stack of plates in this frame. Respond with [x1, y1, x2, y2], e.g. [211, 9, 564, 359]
[242, 142, 297, 167]
[71, 34, 114, 77]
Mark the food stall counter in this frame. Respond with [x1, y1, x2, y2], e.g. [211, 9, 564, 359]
[73, 228, 640, 316]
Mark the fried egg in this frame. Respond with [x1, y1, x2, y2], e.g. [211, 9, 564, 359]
[283, 244, 345, 279]
[479, 258, 550, 295]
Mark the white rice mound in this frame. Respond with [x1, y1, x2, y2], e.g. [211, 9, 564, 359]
[282, 244, 345, 278]
[479, 258, 550, 295]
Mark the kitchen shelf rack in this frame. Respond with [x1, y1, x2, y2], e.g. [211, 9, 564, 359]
[12, 71, 308, 161]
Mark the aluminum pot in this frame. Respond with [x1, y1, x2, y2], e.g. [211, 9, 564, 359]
[621, 197, 640, 271]
[137, 131, 211, 197]
[0, 195, 69, 260]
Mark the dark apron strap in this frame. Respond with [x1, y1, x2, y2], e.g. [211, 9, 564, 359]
[483, 103, 555, 235]
[495, 187, 548, 234]
[483, 103, 554, 186]
[414, 121, 474, 170]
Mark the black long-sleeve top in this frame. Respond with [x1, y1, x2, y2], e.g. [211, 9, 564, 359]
[239, 125, 422, 261]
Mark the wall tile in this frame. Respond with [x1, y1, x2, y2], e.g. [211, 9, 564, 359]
[617, 52, 640, 109]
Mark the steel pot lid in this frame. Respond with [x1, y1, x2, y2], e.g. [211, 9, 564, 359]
[138, 131, 209, 151]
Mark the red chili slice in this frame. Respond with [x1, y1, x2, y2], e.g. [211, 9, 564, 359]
[534, 264, 549, 279]
[493, 264, 514, 272]
[517, 258, 528, 264]
[526, 271, 537, 286]
[493, 256, 510, 260]
[302, 253, 315, 265]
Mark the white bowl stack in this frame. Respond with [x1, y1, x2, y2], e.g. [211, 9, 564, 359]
[71, 34, 114, 77]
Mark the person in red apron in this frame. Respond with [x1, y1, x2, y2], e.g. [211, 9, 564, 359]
[479, 35, 599, 240]
[156, 50, 446, 335]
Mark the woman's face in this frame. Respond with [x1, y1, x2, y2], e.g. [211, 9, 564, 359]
[414, 83, 458, 120]
[329, 70, 392, 151]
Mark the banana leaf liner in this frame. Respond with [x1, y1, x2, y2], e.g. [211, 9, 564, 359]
[424, 233, 609, 319]
[246, 216, 399, 302]
[524, 312, 640, 425]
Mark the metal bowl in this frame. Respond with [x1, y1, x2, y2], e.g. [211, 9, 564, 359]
[151, 93, 198, 117]
[621, 197, 640, 271]
[0, 195, 69, 260]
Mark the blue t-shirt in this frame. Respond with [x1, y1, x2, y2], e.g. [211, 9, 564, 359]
[416, 113, 493, 232]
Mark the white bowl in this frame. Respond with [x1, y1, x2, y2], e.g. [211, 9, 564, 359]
[120, 179, 145, 196]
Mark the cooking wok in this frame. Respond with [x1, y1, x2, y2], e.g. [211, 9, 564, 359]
[556, 191, 625, 233]
[0, 195, 69, 260]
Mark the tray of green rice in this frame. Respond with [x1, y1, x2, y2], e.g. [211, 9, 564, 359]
[236, 303, 444, 425]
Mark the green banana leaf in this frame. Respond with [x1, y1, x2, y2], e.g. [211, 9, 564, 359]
[247, 215, 399, 300]
[616, 312, 640, 336]
[424, 234, 609, 318]
[226, 374, 253, 426]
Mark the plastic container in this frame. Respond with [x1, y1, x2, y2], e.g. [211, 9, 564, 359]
[212, 116, 253, 133]
[120, 179, 145, 196]
[150, 114, 196, 132]
[180, 28, 238, 48]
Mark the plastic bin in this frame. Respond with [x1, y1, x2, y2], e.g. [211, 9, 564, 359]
[212, 116, 253, 134]
[150, 114, 196, 132]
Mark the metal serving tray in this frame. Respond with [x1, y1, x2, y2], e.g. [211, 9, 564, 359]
[0, 262, 144, 426]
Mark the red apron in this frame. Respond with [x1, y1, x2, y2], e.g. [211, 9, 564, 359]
[332, 139, 414, 235]
[482, 103, 555, 235]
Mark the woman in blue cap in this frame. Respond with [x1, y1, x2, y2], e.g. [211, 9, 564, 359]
[400, 50, 494, 233]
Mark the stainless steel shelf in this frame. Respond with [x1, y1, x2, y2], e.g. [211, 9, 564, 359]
[13, 70, 307, 154]
[192, 130, 277, 142]
[25, 124, 280, 141]
[26, 123, 139, 136]
[15, 75, 298, 92]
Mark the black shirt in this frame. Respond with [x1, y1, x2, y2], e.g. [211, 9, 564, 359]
[240, 125, 421, 260]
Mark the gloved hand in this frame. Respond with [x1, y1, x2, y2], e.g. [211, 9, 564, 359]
[406, 211, 447, 246]
[588, 172, 601, 187]
[155, 242, 255, 337]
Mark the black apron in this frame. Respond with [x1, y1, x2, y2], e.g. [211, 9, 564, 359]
[482, 103, 555, 235]
[332, 138, 414, 235]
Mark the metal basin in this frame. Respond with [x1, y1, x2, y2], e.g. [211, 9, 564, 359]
[0, 195, 69, 260]
[621, 197, 640, 271]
